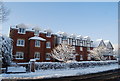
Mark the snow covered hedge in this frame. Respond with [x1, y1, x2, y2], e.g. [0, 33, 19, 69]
[35, 60, 118, 70]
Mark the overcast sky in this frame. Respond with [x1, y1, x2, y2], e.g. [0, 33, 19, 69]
[2, 2, 118, 45]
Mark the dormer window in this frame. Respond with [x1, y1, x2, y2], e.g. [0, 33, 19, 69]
[46, 42, 51, 48]
[18, 28, 26, 34]
[87, 47, 90, 51]
[46, 32, 51, 37]
[63, 36, 67, 40]
[72, 39, 76, 45]
[34, 30, 39, 36]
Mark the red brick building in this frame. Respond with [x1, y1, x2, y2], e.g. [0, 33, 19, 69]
[9, 24, 114, 63]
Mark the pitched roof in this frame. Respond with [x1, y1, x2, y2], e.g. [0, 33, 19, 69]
[44, 28, 52, 33]
[76, 35, 83, 39]
[32, 26, 41, 31]
[16, 23, 29, 29]
[93, 39, 104, 47]
[84, 36, 90, 40]
[104, 40, 114, 49]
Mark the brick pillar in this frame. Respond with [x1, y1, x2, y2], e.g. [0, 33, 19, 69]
[30, 59, 36, 72]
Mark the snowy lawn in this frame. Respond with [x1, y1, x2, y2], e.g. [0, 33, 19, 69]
[1, 61, 119, 80]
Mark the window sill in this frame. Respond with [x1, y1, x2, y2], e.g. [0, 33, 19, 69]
[46, 36, 51, 37]
[16, 45, 25, 47]
[15, 58, 24, 60]
[18, 32, 26, 34]
[46, 58, 50, 60]
[35, 46, 40, 47]
[35, 58, 40, 60]
[46, 47, 51, 48]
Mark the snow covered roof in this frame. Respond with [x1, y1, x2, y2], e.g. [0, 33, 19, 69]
[30, 59, 36, 61]
[104, 40, 110, 45]
[84, 36, 90, 40]
[69, 34, 76, 38]
[56, 31, 68, 37]
[62, 32, 68, 36]
[104, 40, 113, 49]
[44, 28, 52, 33]
[57, 31, 62, 35]
[76, 35, 83, 39]
[29, 36, 46, 41]
[16, 23, 29, 29]
[93, 39, 103, 47]
[32, 26, 41, 31]
[93, 39, 107, 47]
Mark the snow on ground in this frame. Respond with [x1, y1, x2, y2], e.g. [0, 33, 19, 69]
[1, 62, 119, 80]
[7, 66, 26, 73]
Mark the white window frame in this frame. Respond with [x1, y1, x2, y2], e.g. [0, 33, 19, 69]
[80, 47, 83, 51]
[16, 52, 24, 59]
[72, 39, 76, 45]
[69, 39, 72, 45]
[34, 30, 39, 36]
[80, 55, 83, 60]
[17, 39, 25, 47]
[35, 40, 40, 47]
[46, 32, 51, 37]
[46, 53, 51, 60]
[84, 40, 87, 47]
[87, 54, 91, 60]
[80, 41, 83, 46]
[87, 47, 90, 51]
[76, 39, 79, 46]
[46, 42, 51, 48]
[59, 37, 62, 44]
[34, 52, 40, 60]
[18, 28, 26, 34]
[62, 36, 67, 40]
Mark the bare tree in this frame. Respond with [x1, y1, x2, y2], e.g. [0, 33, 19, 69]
[51, 43, 77, 62]
[0, 1, 10, 23]
[89, 46, 109, 61]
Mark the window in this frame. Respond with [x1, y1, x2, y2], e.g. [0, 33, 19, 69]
[59, 37, 62, 44]
[80, 55, 83, 60]
[46, 32, 51, 37]
[34, 30, 39, 36]
[87, 54, 91, 60]
[87, 47, 90, 51]
[76, 40, 79, 46]
[72, 39, 76, 45]
[18, 28, 26, 34]
[16, 52, 24, 59]
[67, 39, 70, 45]
[69, 39, 72, 45]
[87, 43, 91, 47]
[63, 36, 67, 40]
[80, 47, 83, 51]
[80, 41, 83, 46]
[46, 42, 51, 48]
[17, 39, 25, 46]
[34, 52, 40, 60]
[35, 40, 40, 47]
[84, 40, 87, 47]
[46, 53, 51, 60]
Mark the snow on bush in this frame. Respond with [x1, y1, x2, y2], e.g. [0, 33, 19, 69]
[35, 60, 118, 70]
[7, 66, 26, 72]
[89, 46, 111, 61]
[0, 34, 13, 66]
